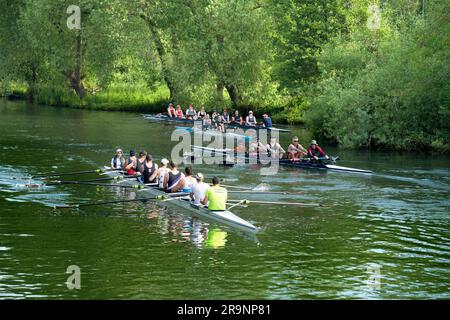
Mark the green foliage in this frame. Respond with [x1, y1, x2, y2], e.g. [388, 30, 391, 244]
[306, 0, 450, 151]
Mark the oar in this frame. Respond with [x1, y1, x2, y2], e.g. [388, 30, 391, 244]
[24, 176, 126, 188]
[54, 193, 189, 209]
[227, 199, 248, 210]
[228, 199, 322, 207]
[227, 190, 299, 195]
[12, 168, 121, 180]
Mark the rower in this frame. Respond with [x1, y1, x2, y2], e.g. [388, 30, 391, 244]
[182, 165, 197, 193]
[308, 140, 328, 164]
[222, 108, 230, 124]
[143, 154, 158, 184]
[266, 137, 285, 159]
[216, 114, 225, 133]
[185, 104, 197, 120]
[124, 150, 137, 175]
[287, 136, 307, 160]
[135, 151, 147, 183]
[163, 161, 185, 193]
[190, 173, 210, 205]
[262, 114, 273, 128]
[198, 106, 207, 119]
[167, 103, 176, 118]
[203, 114, 212, 129]
[201, 176, 228, 211]
[157, 158, 171, 189]
[231, 110, 243, 125]
[245, 111, 257, 127]
[249, 138, 267, 159]
[175, 104, 184, 118]
[111, 148, 125, 169]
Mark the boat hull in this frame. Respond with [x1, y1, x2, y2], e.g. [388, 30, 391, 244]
[104, 168, 259, 233]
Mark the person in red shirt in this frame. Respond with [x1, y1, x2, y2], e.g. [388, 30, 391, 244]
[307, 140, 329, 164]
[175, 104, 184, 118]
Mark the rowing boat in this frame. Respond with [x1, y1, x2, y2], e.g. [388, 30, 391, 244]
[103, 166, 260, 233]
[189, 146, 373, 174]
[143, 114, 290, 133]
[175, 126, 253, 142]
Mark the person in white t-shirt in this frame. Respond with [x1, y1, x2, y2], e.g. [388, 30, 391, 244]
[190, 173, 210, 205]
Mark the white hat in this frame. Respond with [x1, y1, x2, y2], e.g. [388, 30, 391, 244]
[194, 173, 204, 181]
[161, 158, 169, 165]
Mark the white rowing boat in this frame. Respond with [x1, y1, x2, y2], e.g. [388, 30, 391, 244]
[103, 166, 259, 233]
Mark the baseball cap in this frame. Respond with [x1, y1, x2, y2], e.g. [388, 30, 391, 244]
[161, 158, 169, 165]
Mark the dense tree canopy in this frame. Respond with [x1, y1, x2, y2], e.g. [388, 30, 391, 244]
[0, 0, 448, 152]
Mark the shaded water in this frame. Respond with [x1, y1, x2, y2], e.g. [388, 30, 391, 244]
[0, 100, 449, 299]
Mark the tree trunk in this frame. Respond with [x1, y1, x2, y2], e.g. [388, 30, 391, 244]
[225, 84, 240, 107]
[27, 64, 38, 101]
[141, 14, 176, 100]
[63, 33, 85, 98]
[217, 81, 224, 102]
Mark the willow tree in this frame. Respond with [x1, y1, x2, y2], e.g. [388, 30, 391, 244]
[17, 0, 128, 98]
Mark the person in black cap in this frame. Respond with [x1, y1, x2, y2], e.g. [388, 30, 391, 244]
[143, 154, 159, 183]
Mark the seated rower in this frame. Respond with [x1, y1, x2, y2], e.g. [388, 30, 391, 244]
[157, 158, 171, 189]
[163, 161, 185, 193]
[124, 150, 137, 175]
[175, 104, 184, 119]
[201, 176, 228, 211]
[245, 111, 257, 127]
[222, 108, 230, 124]
[167, 103, 176, 117]
[185, 104, 197, 120]
[190, 173, 210, 205]
[203, 114, 212, 129]
[216, 114, 225, 133]
[135, 150, 147, 183]
[231, 110, 243, 125]
[287, 137, 307, 160]
[182, 165, 197, 193]
[198, 106, 207, 119]
[308, 140, 329, 164]
[111, 148, 125, 169]
[249, 138, 267, 158]
[266, 137, 285, 159]
[262, 114, 273, 128]
[143, 154, 158, 184]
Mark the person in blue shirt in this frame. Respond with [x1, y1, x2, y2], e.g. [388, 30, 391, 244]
[262, 114, 272, 128]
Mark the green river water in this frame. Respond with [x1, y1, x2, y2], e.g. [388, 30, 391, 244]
[0, 100, 448, 299]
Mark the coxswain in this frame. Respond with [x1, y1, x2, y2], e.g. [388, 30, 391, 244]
[201, 176, 228, 211]
[287, 137, 307, 160]
[175, 104, 184, 118]
[262, 114, 273, 128]
[163, 161, 185, 193]
[245, 111, 257, 127]
[308, 140, 328, 163]
[124, 150, 138, 175]
[190, 173, 210, 206]
[167, 103, 176, 117]
[111, 148, 125, 169]
[231, 110, 243, 125]
[142, 154, 158, 184]
[266, 137, 285, 159]
[185, 104, 197, 120]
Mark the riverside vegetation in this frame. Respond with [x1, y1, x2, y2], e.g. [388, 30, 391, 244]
[0, 0, 448, 152]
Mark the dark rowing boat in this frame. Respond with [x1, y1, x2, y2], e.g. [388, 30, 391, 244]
[143, 114, 291, 133]
[188, 146, 373, 174]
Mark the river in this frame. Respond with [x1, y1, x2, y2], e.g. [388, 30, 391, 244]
[0, 100, 448, 299]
